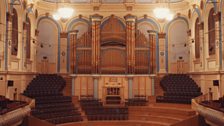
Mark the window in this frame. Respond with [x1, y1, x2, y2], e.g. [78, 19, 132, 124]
[208, 8, 215, 55]
[195, 18, 200, 59]
[26, 17, 31, 59]
[11, 8, 18, 56]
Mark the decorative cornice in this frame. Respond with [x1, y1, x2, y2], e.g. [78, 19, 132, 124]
[187, 30, 191, 36]
[60, 32, 68, 38]
[214, 12, 221, 22]
[124, 14, 136, 22]
[90, 14, 103, 22]
[199, 22, 204, 30]
[158, 33, 166, 38]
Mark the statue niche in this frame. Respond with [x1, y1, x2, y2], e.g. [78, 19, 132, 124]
[100, 16, 126, 74]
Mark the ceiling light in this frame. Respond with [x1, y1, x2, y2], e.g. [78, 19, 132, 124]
[53, 13, 61, 20]
[58, 7, 74, 19]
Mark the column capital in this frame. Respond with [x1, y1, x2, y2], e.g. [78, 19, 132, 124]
[199, 22, 204, 30]
[6, 12, 12, 22]
[124, 14, 136, 22]
[70, 30, 79, 35]
[158, 33, 166, 38]
[187, 30, 191, 36]
[214, 12, 221, 22]
[91, 14, 103, 22]
[60, 32, 68, 38]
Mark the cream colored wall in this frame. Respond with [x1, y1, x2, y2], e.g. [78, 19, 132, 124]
[73, 75, 152, 100]
[0, 0, 37, 98]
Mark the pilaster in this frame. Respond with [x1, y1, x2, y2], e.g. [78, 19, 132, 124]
[158, 33, 166, 73]
[60, 32, 68, 73]
[69, 30, 78, 74]
[124, 14, 136, 74]
[91, 14, 103, 74]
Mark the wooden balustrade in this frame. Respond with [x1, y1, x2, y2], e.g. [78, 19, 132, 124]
[19, 94, 35, 109]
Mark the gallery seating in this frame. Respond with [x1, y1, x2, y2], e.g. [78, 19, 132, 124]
[80, 98, 128, 121]
[23, 74, 82, 124]
[200, 96, 224, 113]
[125, 95, 148, 106]
[156, 74, 202, 104]
[0, 95, 28, 115]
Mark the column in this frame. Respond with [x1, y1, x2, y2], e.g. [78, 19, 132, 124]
[148, 31, 156, 74]
[214, 12, 222, 69]
[69, 30, 78, 73]
[60, 32, 68, 73]
[158, 33, 166, 73]
[151, 76, 155, 96]
[199, 22, 205, 70]
[71, 76, 76, 96]
[127, 76, 133, 99]
[91, 14, 103, 74]
[93, 76, 99, 99]
[124, 14, 136, 74]
[5, 12, 12, 71]
[22, 22, 27, 70]
[187, 30, 193, 72]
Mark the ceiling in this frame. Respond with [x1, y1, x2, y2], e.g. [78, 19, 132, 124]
[42, 0, 185, 3]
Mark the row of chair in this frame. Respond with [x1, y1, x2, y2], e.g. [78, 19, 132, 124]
[156, 74, 202, 104]
[24, 74, 83, 124]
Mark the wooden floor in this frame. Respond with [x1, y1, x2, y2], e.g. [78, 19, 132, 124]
[57, 102, 199, 126]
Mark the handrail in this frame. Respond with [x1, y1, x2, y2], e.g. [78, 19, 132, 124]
[191, 93, 210, 110]
[19, 94, 35, 109]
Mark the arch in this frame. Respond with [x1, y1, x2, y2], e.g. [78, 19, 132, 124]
[101, 15, 126, 30]
[11, 8, 18, 56]
[204, 0, 218, 13]
[66, 17, 90, 32]
[208, 8, 216, 55]
[192, 7, 202, 22]
[136, 20, 160, 72]
[66, 18, 90, 72]
[165, 16, 189, 72]
[37, 16, 61, 72]
[137, 17, 160, 32]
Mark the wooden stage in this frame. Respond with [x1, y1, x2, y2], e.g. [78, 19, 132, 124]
[28, 102, 199, 126]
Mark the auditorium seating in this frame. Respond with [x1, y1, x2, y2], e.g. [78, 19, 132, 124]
[23, 74, 82, 124]
[200, 96, 224, 113]
[0, 95, 28, 115]
[125, 95, 148, 106]
[80, 97, 128, 121]
[156, 74, 202, 104]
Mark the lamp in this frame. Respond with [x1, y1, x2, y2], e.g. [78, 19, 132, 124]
[53, 0, 74, 21]
[153, 0, 174, 21]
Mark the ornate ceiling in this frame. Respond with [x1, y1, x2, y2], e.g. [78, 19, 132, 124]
[42, 0, 185, 3]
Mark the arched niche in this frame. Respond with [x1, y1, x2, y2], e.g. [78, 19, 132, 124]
[168, 19, 189, 73]
[69, 20, 92, 74]
[100, 15, 126, 74]
[37, 18, 59, 73]
[136, 21, 158, 74]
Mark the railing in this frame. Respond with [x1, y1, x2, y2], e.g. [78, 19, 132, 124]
[192, 93, 224, 126]
[19, 94, 35, 109]
[191, 93, 210, 110]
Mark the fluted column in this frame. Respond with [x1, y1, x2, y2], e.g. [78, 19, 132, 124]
[214, 12, 222, 69]
[158, 33, 166, 73]
[69, 30, 78, 73]
[199, 22, 205, 70]
[91, 14, 103, 74]
[124, 14, 136, 74]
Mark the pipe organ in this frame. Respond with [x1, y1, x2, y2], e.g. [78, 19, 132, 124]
[71, 15, 156, 74]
